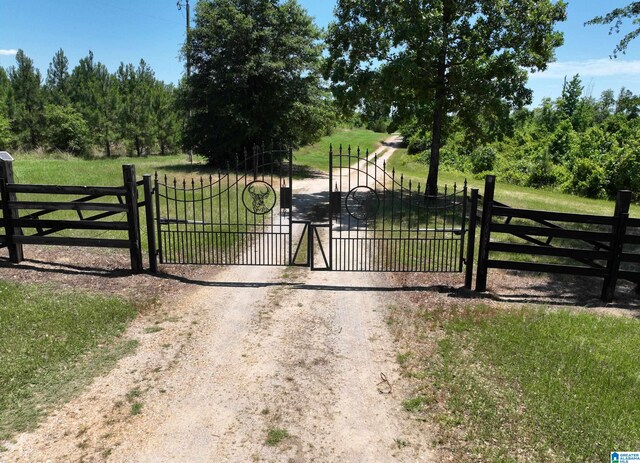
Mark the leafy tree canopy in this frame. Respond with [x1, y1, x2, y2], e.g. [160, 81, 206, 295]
[326, 0, 567, 193]
[586, 2, 640, 57]
[182, 0, 334, 165]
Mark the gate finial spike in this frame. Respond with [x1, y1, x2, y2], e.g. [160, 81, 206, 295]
[329, 143, 333, 156]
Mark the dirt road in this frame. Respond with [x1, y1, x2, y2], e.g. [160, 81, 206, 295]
[3, 136, 437, 462]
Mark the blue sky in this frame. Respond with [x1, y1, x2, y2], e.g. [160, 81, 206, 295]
[1, 0, 638, 106]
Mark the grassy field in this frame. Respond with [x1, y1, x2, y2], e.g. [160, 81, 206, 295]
[292, 128, 386, 172]
[391, 303, 640, 462]
[0, 280, 138, 441]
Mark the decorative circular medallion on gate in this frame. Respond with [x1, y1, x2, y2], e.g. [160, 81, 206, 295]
[346, 186, 380, 221]
[242, 181, 277, 215]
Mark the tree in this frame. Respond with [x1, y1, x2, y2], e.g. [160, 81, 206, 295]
[182, 0, 330, 164]
[8, 50, 44, 148]
[326, 0, 567, 194]
[46, 48, 70, 105]
[0, 67, 10, 116]
[117, 60, 155, 156]
[615, 87, 640, 118]
[557, 74, 583, 119]
[151, 82, 181, 155]
[92, 63, 121, 157]
[586, 3, 640, 57]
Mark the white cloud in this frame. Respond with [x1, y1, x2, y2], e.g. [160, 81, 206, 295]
[530, 58, 640, 79]
[0, 49, 18, 56]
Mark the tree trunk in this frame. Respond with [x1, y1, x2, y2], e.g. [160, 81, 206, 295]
[426, 5, 450, 197]
[105, 140, 111, 157]
[135, 137, 142, 157]
[426, 54, 447, 197]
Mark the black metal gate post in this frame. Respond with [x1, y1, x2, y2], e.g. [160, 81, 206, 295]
[465, 187, 479, 289]
[476, 175, 495, 292]
[123, 165, 143, 273]
[143, 174, 158, 274]
[601, 190, 631, 302]
[0, 153, 23, 263]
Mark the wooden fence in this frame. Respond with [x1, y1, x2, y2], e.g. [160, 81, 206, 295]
[474, 175, 639, 302]
[0, 153, 155, 273]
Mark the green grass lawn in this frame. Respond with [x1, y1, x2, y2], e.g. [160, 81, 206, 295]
[0, 280, 138, 441]
[392, 303, 640, 462]
[292, 128, 386, 172]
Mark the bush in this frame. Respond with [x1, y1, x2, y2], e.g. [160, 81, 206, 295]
[607, 149, 640, 197]
[367, 118, 389, 133]
[565, 158, 607, 198]
[407, 133, 430, 154]
[44, 105, 91, 155]
[470, 146, 497, 174]
[0, 114, 13, 150]
[527, 151, 560, 188]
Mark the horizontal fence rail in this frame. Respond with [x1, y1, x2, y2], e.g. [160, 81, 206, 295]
[0, 158, 144, 273]
[475, 175, 638, 302]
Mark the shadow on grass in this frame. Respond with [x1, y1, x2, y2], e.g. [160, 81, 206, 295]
[459, 270, 640, 312]
[0, 257, 133, 279]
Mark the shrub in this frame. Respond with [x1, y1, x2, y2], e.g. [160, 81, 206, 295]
[565, 158, 607, 198]
[0, 114, 13, 150]
[407, 133, 430, 154]
[44, 104, 91, 155]
[470, 146, 497, 174]
[367, 118, 389, 133]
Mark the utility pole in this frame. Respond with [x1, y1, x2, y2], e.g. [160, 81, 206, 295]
[177, 0, 193, 164]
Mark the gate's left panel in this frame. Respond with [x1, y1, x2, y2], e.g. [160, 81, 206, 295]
[155, 148, 293, 266]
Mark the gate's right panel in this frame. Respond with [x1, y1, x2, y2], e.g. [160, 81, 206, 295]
[329, 145, 467, 272]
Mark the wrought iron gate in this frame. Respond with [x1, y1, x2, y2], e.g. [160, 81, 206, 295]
[155, 147, 293, 265]
[317, 146, 467, 272]
[153, 144, 469, 273]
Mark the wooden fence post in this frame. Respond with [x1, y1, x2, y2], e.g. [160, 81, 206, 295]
[143, 174, 158, 274]
[476, 175, 495, 292]
[123, 165, 143, 273]
[0, 153, 23, 263]
[465, 187, 479, 289]
[601, 190, 631, 302]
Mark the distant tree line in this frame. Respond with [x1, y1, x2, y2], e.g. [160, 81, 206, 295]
[0, 49, 182, 156]
[404, 74, 640, 199]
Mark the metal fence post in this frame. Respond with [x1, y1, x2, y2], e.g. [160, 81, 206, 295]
[143, 174, 158, 274]
[0, 153, 23, 263]
[475, 175, 495, 292]
[465, 188, 479, 289]
[601, 190, 631, 302]
[123, 165, 143, 273]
